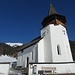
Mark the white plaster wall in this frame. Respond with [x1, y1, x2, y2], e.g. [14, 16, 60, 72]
[41, 26, 53, 62]
[17, 55, 22, 66]
[47, 24, 73, 62]
[38, 39, 44, 62]
[49, 24, 67, 62]
[0, 64, 10, 75]
[50, 25, 73, 62]
[17, 44, 38, 68]
[29, 63, 75, 75]
[61, 25, 73, 61]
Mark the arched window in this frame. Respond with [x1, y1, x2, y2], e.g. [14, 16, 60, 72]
[57, 45, 61, 55]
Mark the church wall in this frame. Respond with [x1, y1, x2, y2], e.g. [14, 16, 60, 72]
[49, 24, 73, 62]
[61, 25, 73, 61]
[17, 44, 38, 68]
[40, 23, 73, 62]
[41, 26, 53, 62]
[38, 39, 44, 62]
[29, 63, 75, 74]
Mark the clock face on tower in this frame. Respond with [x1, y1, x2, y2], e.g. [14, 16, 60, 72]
[42, 29, 49, 37]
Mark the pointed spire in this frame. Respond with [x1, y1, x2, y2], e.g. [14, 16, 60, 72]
[42, 3, 66, 28]
[48, 3, 58, 15]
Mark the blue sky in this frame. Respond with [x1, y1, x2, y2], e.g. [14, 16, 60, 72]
[0, 0, 75, 43]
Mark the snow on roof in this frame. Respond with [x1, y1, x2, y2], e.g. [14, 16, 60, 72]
[0, 55, 17, 63]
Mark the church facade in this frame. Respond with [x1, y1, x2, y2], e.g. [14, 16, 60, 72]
[17, 3, 75, 74]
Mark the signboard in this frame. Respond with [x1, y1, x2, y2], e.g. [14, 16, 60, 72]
[41, 67, 56, 71]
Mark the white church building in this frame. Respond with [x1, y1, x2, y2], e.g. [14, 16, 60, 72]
[17, 3, 75, 74]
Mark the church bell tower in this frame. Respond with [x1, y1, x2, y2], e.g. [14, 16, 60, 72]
[41, 4, 73, 62]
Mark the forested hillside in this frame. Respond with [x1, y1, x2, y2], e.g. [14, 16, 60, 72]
[69, 40, 75, 61]
[0, 43, 21, 57]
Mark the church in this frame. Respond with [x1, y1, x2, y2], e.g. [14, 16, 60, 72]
[17, 3, 75, 74]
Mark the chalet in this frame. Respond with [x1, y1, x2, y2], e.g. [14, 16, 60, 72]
[17, 3, 75, 75]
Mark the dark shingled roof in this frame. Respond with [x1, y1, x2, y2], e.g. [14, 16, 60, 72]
[42, 3, 66, 27]
[0, 62, 10, 64]
[18, 36, 42, 52]
[48, 3, 58, 16]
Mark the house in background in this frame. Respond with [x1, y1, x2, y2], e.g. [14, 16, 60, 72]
[0, 55, 17, 75]
[17, 3, 75, 74]
[0, 62, 10, 75]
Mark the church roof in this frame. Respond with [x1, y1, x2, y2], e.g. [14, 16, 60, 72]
[48, 3, 58, 15]
[18, 36, 42, 51]
[0, 62, 10, 64]
[42, 3, 66, 27]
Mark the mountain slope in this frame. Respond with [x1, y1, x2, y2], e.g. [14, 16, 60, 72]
[0, 43, 22, 57]
[0, 43, 12, 55]
[69, 40, 75, 61]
